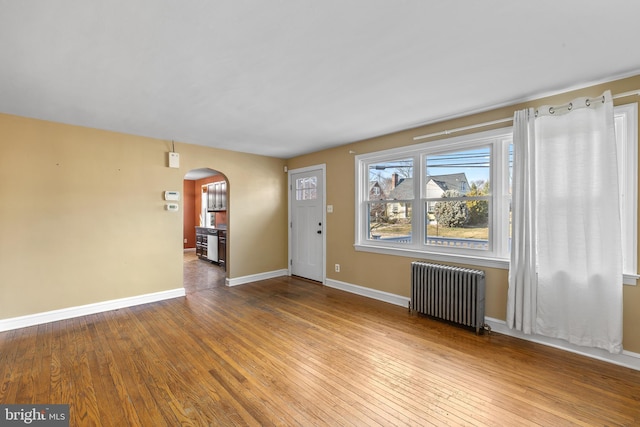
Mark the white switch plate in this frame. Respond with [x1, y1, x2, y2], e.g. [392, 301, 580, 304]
[327, 204, 333, 213]
[166, 203, 179, 211]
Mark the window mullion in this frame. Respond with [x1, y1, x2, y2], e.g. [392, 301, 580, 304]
[491, 139, 502, 256]
[413, 154, 423, 249]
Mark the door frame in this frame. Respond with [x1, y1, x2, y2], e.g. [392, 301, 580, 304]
[288, 164, 326, 284]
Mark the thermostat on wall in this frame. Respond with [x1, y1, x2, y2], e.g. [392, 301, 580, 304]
[164, 191, 180, 201]
[166, 203, 179, 211]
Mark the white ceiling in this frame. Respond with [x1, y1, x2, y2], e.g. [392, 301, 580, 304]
[184, 167, 219, 180]
[1, 1, 640, 159]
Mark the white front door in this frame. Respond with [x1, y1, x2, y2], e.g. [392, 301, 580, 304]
[290, 167, 325, 282]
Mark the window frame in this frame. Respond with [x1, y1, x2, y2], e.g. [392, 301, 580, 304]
[616, 103, 639, 285]
[355, 127, 513, 269]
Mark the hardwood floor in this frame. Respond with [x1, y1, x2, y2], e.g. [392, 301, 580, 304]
[1, 268, 640, 425]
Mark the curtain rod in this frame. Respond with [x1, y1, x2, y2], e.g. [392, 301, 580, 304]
[412, 89, 640, 141]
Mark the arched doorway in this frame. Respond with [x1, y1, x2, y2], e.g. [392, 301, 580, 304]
[183, 168, 228, 294]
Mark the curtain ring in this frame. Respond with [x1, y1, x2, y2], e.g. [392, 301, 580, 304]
[549, 106, 555, 114]
[567, 102, 573, 111]
[586, 99, 591, 107]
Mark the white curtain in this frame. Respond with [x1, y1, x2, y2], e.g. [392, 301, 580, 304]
[508, 91, 623, 353]
[506, 108, 537, 334]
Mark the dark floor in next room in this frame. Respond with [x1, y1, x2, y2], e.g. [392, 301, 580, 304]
[183, 249, 226, 294]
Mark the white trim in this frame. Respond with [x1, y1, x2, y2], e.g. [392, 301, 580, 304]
[624, 274, 638, 286]
[354, 244, 510, 270]
[225, 269, 288, 287]
[287, 164, 327, 284]
[613, 89, 640, 99]
[0, 288, 186, 332]
[325, 278, 410, 308]
[324, 278, 640, 371]
[615, 103, 638, 283]
[485, 317, 640, 372]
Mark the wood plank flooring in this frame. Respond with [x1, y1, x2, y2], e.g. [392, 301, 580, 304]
[1, 263, 640, 425]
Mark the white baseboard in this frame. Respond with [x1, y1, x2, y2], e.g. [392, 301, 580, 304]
[226, 269, 289, 287]
[325, 278, 411, 308]
[0, 288, 186, 332]
[324, 278, 640, 372]
[484, 317, 640, 371]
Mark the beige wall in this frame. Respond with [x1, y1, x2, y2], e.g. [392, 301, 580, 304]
[288, 74, 640, 353]
[0, 114, 288, 319]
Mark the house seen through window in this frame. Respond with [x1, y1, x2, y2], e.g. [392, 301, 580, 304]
[368, 158, 414, 243]
[425, 147, 493, 251]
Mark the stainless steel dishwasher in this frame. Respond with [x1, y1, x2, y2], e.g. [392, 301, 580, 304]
[206, 229, 218, 262]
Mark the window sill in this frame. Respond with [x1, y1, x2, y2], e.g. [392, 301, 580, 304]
[354, 243, 509, 270]
[354, 243, 639, 286]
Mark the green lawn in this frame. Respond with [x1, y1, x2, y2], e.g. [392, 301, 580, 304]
[371, 223, 488, 240]
[427, 224, 488, 240]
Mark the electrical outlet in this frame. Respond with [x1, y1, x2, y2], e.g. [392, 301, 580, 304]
[335, 264, 340, 272]
[184, 238, 188, 244]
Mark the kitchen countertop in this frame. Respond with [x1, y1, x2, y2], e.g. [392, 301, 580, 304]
[195, 226, 226, 233]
